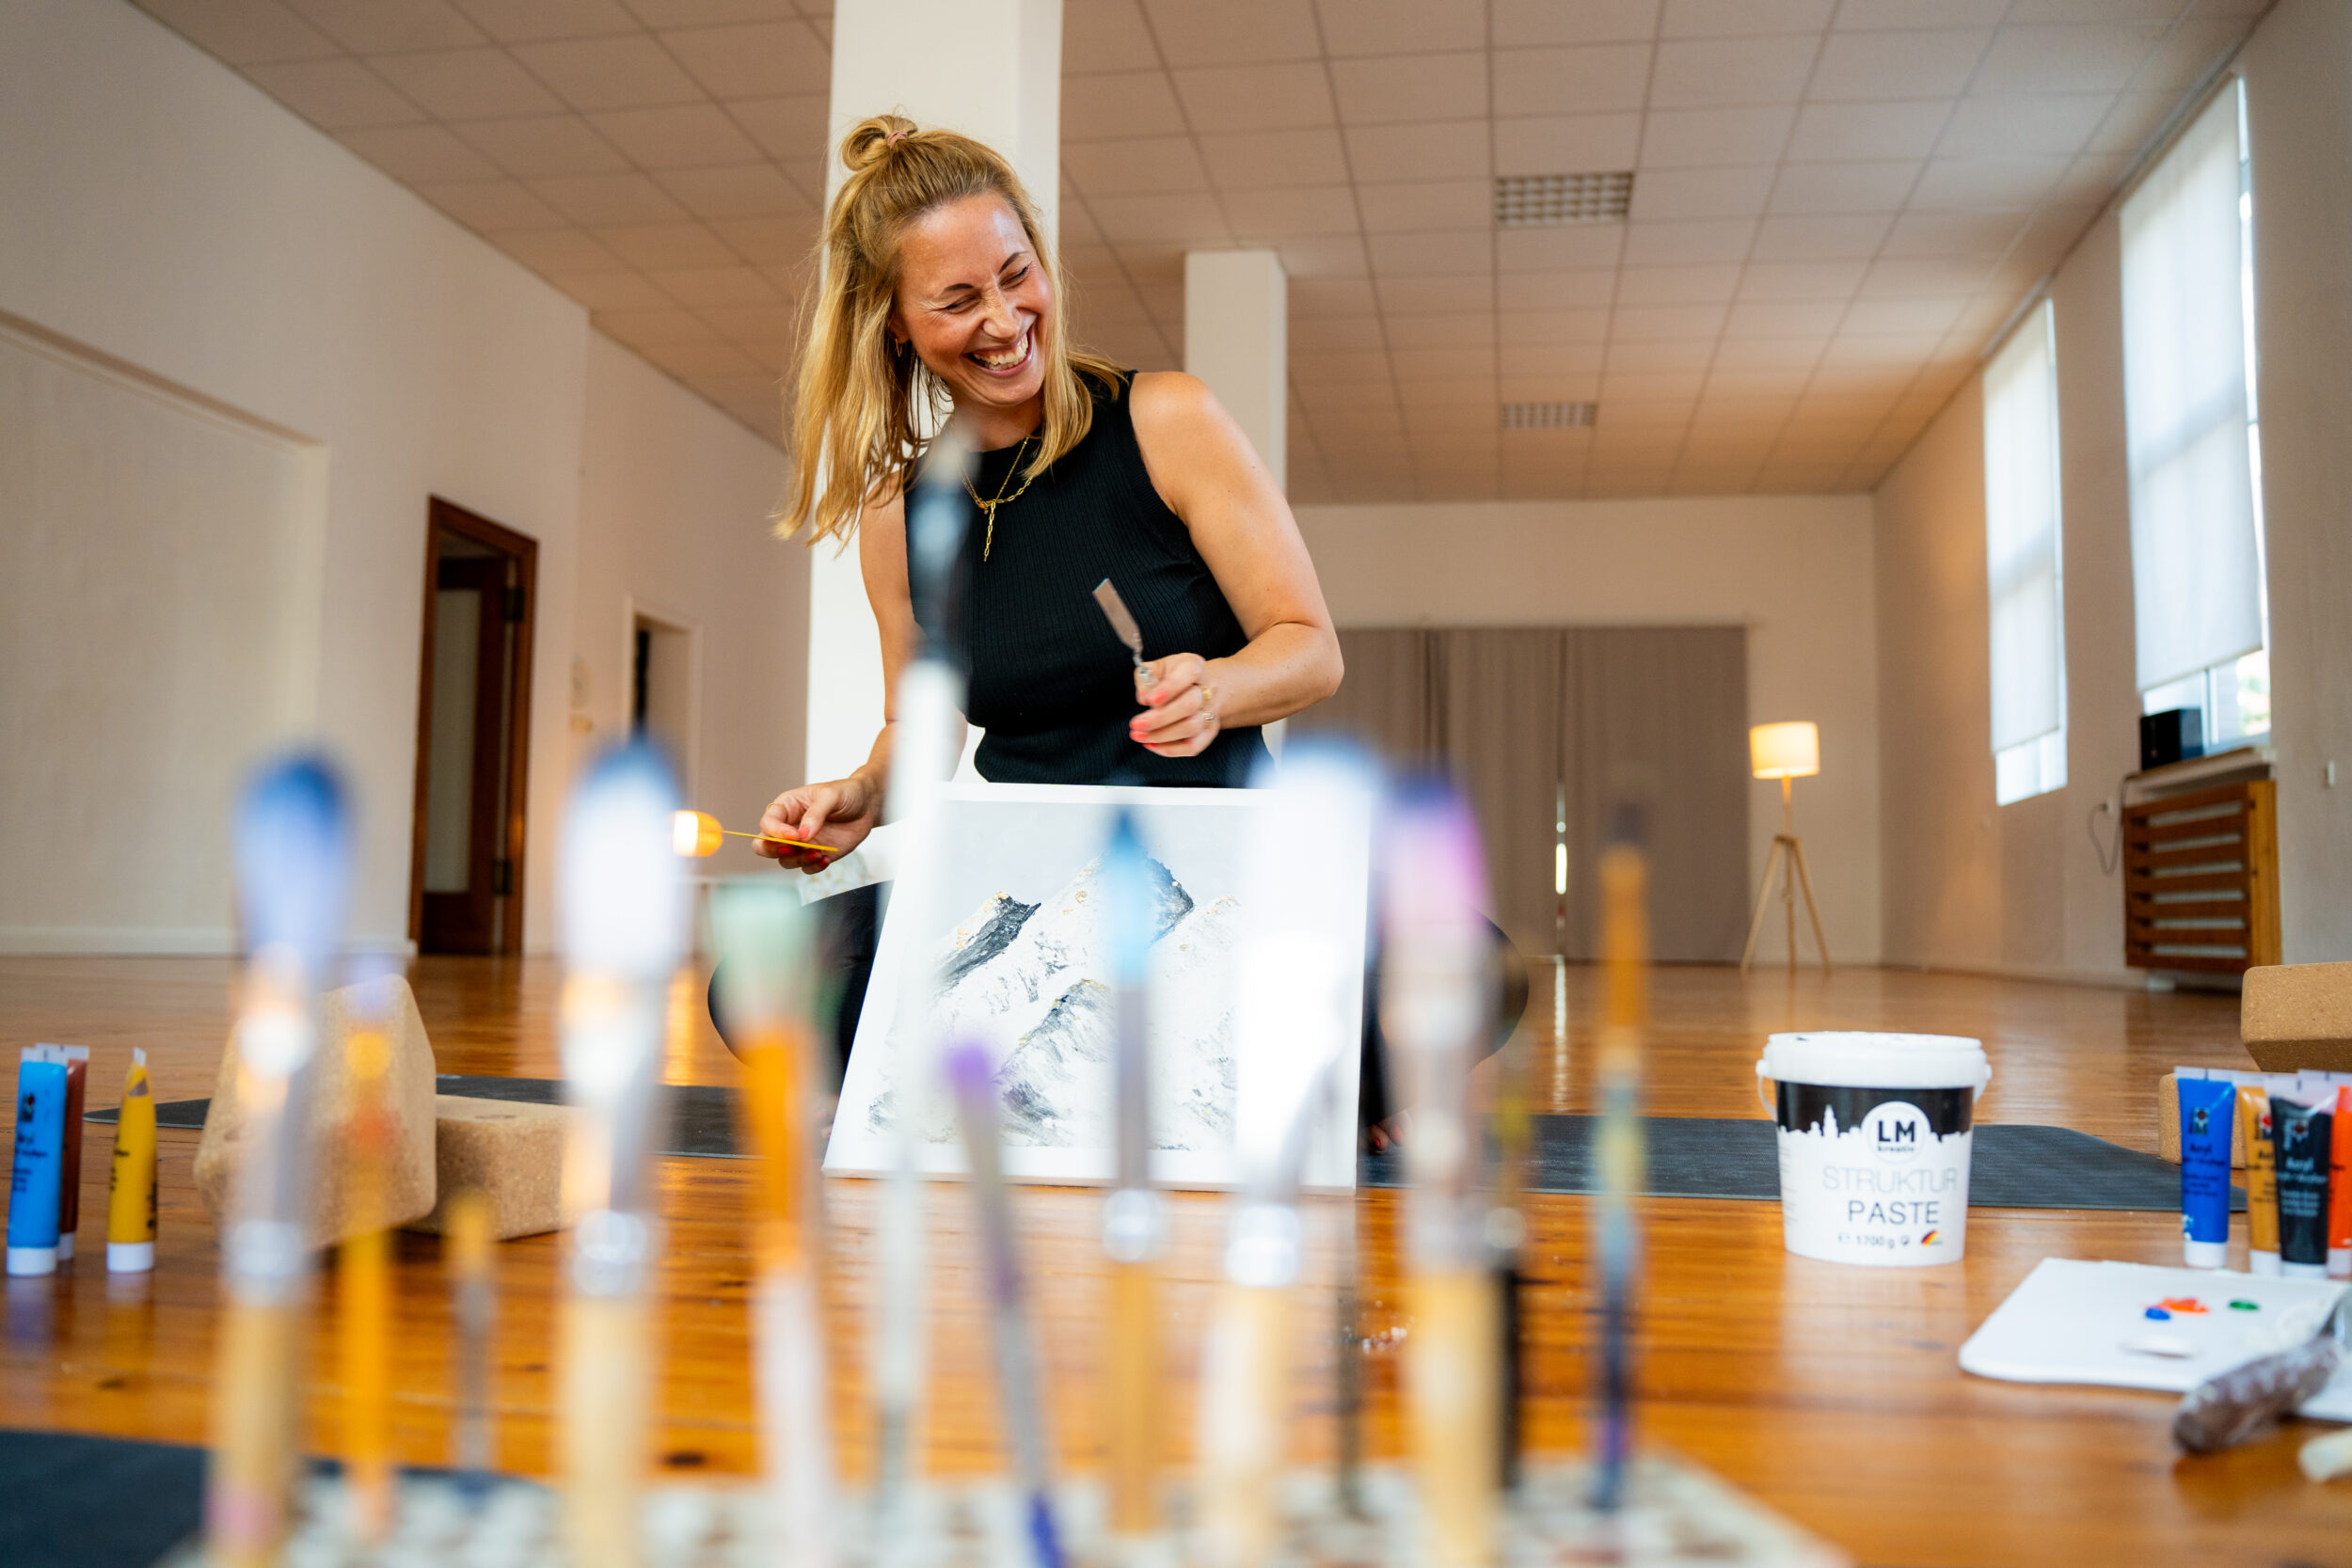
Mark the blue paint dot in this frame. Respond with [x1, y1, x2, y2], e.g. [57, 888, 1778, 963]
[2145, 1307, 2172, 1321]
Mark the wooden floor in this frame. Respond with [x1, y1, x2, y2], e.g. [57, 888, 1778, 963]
[2, 954, 2343, 1567]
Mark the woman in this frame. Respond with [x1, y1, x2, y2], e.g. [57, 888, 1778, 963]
[733, 116, 1515, 1141]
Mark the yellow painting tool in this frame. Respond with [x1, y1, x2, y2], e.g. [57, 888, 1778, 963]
[672, 810, 842, 860]
[105, 1049, 157, 1273]
[340, 1011, 394, 1544]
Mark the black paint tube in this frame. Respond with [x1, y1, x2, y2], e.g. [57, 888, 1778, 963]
[2271, 1093, 2333, 1279]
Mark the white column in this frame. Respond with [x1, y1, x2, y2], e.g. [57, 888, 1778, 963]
[803, 0, 1062, 786]
[1184, 250, 1287, 488]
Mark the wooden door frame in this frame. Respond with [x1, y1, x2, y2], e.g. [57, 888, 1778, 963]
[406, 497, 539, 956]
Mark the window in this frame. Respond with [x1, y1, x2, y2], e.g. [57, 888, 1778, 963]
[2122, 80, 2269, 748]
[1984, 300, 2066, 805]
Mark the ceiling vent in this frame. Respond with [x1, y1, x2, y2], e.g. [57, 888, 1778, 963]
[1494, 170, 1634, 227]
[1501, 401, 1597, 430]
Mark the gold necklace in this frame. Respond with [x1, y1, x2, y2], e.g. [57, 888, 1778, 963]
[964, 435, 1039, 561]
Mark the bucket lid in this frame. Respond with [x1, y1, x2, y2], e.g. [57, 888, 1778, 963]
[1758, 1031, 1989, 1091]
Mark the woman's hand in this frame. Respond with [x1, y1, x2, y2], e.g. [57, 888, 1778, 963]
[1128, 653, 1222, 757]
[756, 774, 882, 872]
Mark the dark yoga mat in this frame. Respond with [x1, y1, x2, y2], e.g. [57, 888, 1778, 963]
[0, 1429, 202, 1568]
[97, 1080, 2220, 1213]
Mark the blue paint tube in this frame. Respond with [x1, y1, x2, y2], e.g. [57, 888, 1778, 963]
[2179, 1076, 2235, 1269]
[8, 1048, 68, 1276]
[2272, 1093, 2333, 1280]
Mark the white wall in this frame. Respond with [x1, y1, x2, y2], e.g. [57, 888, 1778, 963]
[0, 0, 801, 954]
[1296, 497, 1883, 965]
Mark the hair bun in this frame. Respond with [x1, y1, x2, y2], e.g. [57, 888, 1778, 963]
[842, 114, 919, 173]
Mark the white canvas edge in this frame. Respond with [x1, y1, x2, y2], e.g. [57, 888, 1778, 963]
[820, 781, 1365, 1192]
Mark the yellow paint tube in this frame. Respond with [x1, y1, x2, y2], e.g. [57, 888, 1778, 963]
[2239, 1083, 2280, 1275]
[105, 1049, 156, 1273]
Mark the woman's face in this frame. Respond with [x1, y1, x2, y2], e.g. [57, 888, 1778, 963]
[890, 194, 1054, 420]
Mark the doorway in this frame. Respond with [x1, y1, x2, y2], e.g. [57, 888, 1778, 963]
[408, 498, 537, 956]
[627, 601, 699, 797]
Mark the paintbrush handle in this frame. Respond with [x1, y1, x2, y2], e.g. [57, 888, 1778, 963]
[1105, 1259, 1161, 1536]
[1197, 1279, 1292, 1568]
[208, 1300, 303, 1568]
[756, 1266, 836, 1568]
[1408, 1268, 1500, 1568]
[723, 829, 843, 855]
[562, 1293, 651, 1568]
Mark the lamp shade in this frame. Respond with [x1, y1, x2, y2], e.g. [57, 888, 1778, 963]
[1750, 721, 1820, 780]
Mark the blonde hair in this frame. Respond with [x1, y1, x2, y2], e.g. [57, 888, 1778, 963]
[779, 114, 1124, 546]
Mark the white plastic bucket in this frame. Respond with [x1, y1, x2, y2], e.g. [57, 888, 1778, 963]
[1756, 1032, 1991, 1267]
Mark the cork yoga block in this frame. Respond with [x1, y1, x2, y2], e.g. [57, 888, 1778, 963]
[193, 974, 439, 1246]
[407, 1095, 572, 1241]
[2243, 962, 2352, 1074]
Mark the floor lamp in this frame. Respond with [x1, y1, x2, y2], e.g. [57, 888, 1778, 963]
[1740, 721, 1831, 974]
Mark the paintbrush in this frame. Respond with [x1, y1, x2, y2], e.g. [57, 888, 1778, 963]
[207, 754, 351, 1568]
[673, 810, 844, 860]
[712, 879, 836, 1568]
[1591, 806, 1649, 1514]
[946, 1041, 1066, 1568]
[1097, 812, 1167, 1542]
[555, 741, 689, 1568]
[1091, 579, 1158, 691]
[1489, 944, 1534, 1494]
[1382, 780, 1499, 1568]
[445, 1188, 495, 1496]
[1198, 742, 1377, 1568]
[871, 422, 977, 1564]
[339, 989, 395, 1544]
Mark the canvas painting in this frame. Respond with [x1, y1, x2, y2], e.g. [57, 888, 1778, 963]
[821, 783, 1367, 1191]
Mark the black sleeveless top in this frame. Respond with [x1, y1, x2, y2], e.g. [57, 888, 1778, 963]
[917, 372, 1269, 787]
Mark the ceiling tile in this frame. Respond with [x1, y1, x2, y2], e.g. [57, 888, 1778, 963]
[1909, 156, 2069, 210]
[1200, 128, 1352, 189]
[1142, 0, 1322, 67]
[1366, 229, 1492, 275]
[1378, 274, 1495, 313]
[1723, 300, 1847, 336]
[1607, 339, 1718, 372]
[1709, 331, 1827, 366]
[1936, 93, 2109, 159]
[1622, 217, 1756, 264]
[460, 113, 631, 176]
[372, 47, 564, 119]
[1629, 165, 1776, 221]
[492, 226, 623, 270]
[1839, 295, 1964, 336]
[1492, 0, 1659, 45]
[660, 20, 831, 99]
[1857, 255, 1998, 297]
[1343, 120, 1490, 182]
[338, 122, 503, 183]
[1387, 312, 1500, 347]
[2086, 88, 2178, 154]
[2051, 151, 2133, 207]
[655, 163, 807, 218]
[511, 35, 705, 109]
[1497, 309, 1612, 343]
[1615, 263, 1742, 304]
[241, 58, 427, 128]
[1357, 179, 1488, 232]
[2128, 17, 2254, 97]
[594, 219, 739, 267]
[624, 0, 801, 23]
[1088, 191, 1235, 245]
[548, 269, 675, 309]
[1879, 208, 2029, 257]
[1497, 269, 1616, 309]
[648, 264, 780, 307]
[414, 177, 567, 230]
[1063, 0, 1161, 73]
[1391, 346, 1498, 379]
[710, 215, 818, 263]
[1769, 159, 1920, 214]
[1648, 36, 1819, 108]
[281, 0, 485, 51]
[1315, 0, 1486, 56]
[450, 0, 641, 42]
[1971, 23, 2167, 94]
[1662, 0, 1834, 35]
[1495, 225, 1626, 271]
[1787, 100, 1952, 162]
[1833, 0, 2007, 26]
[1750, 213, 1894, 260]
[1222, 184, 1361, 239]
[1171, 64, 1336, 131]
[726, 94, 828, 163]
[1638, 106, 1796, 168]
[1066, 136, 1211, 196]
[1493, 46, 1652, 118]
[591, 103, 762, 166]
[1739, 260, 1867, 299]
[1330, 52, 1487, 125]
[1494, 114, 1643, 177]
[1611, 303, 1727, 340]
[1064, 71, 1188, 140]
[1292, 315, 1381, 352]
[532, 170, 691, 224]
[1291, 349, 1393, 384]
[134, 0, 339, 64]
[594, 305, 719, 350]
[1807, 29, 1992, 101]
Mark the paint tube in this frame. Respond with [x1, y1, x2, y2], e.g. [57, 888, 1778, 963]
[56, 1046, 87, 1260]
[2271, 1092, 2332, 1279]
[8, 1049, 69, 1276]
[2178, 1076, 2235, 1268]
[2239, 1084, 2280, 1275]
[106, 1049, 157, 1272]
[2330, 1085, 2352, 1279]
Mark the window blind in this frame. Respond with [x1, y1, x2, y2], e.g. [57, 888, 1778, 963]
[2120, 84, 2263, 693]
[1983, 300, 2064, 756]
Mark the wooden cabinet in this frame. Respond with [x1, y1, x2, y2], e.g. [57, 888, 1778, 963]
[2122, 769, 2280, 974]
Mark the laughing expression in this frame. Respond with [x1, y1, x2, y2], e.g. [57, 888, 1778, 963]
[891, 194, 1054, 424]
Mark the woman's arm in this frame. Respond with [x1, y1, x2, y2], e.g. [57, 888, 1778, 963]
[1123, 371, 1343, 757]
[753, 487, 919, 870]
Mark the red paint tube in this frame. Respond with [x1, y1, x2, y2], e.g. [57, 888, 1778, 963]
[2330, 1085, 2352, 1278]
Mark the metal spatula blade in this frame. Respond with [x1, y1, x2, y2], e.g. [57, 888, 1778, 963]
[1092, 578, 1154, 687]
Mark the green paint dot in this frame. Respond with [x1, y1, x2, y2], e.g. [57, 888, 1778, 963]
[2230, 1299, 2261, 1311]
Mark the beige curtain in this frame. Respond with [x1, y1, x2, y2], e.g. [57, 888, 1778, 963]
[1295, 625, 1747, 960]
